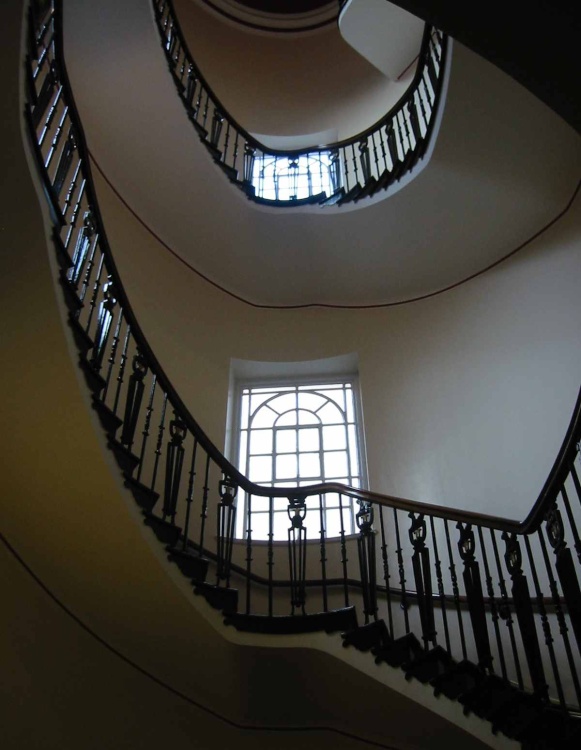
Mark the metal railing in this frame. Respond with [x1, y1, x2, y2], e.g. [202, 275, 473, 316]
[25, 0, 581, 742]
[152, 0, 447, 207]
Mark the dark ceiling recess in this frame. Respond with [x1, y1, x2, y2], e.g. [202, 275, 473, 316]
[234, 1, 334, 12]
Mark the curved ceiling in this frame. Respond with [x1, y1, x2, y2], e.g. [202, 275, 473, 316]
[194, 0, 339, 32]
[64, 0, 581, 307]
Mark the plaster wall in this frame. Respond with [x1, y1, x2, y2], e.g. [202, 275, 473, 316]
[91, 160, 581, 522]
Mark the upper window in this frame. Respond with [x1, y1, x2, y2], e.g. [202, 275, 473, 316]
[232, 376, 366, 539]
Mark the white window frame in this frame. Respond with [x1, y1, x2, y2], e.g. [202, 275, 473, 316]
[228, 369, 368, 540]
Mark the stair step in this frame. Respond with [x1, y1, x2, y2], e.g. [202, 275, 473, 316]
[342, 618, 390, 652]
[336, 183, 364, 205]
[190, 118, 208, 139]
[353, 176, 378, 202]
[203, 141, 222, 161]
[404, 645, 453, 683]
[373, 632, 423, 668]
[248, 191, 327, 208]
[91, 396, 122, 437]
[107, 436, 140, 475]
[51, 228, 73, 270]
[68, 314, 93, 354]
[123, 473, 159, 512]
[216, 160, 238, 183]
[459, 673, 519, 721]
[194, 581, 238, 615]
[320, 188, 345, 206]
[167, 546, 209, 582]
[143, 512, 182, 546]
[225, 606, 357, 635]
[79, 356, 107, 395]
[431, 659, 484, 700]
[59, 273, 83, 314]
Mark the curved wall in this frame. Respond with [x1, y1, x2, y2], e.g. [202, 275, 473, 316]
[92, 161, 581, 521]
[174, 0, 414, 140]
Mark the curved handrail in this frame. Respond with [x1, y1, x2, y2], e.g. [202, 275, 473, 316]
[25, 0, 581, 718]
[152, 0, 448, 206]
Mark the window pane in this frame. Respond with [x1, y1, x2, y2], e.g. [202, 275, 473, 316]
[297, 392, 325, 412]
[249, 455, 272, 483]
[299, 452, 320, 478]
[276, 429, 297, 453]
[322, 425, 346, 450]
[315, 388, 345, 410]
[298, 427, 319, 452]
[276, 453, 297, 480]
[269, 392, 296, 414]
[249, 495, 270, 513]
[238, 430, 248, 474]
[251, 512, 270, 540]
[276, 411, 297, 426]
[317, 401, 343, 424]
[249, 429, 272, 455]
[251, 406, 277, 428]
[297, 409, 319, 425]
[345, 386, 355, 422]
[273, 511, 290, 539]
[324, 450, 348, 478]
[240, 393, 250, 429]
[348, 425, 360, 474]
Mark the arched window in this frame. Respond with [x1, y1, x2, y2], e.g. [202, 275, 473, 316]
[234, 378, 366, 539]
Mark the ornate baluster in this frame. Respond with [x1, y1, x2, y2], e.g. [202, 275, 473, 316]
[409, 513, 436, 648]
[217, 478, 237, 587]
[185, 65, 198, 111]
[82, 250, 103, 329]
[394, 509, 410, 633]
[357, 501, 378, 624]
[243, 143, 256, 186]
[457, 523, 492, 670]
[524, 535, 566, 708]
[222, 121, 231, 164]
[329, 149, 341, 194]
[119, 353, 147, 448]
[430, 516, 450, 653]
[90, 278, 117, 371]
[545, 501, 581, 652]
[69, 209, 95, 286]
[62, 158, 82, 220]
[502, 532, 548, 699]
[477, 526, 507, 680]
[210, 109, 223, 148]
[63, 179, 86, 253]
[444, 519, 467, 660]
[44, 102, 68, 170]
[163, 415, 186, 525]
[385, 122, 398, 171]
[52, 128, 76, 201]
[358, 139, 371, 185]
[559, 486, 581, 564]
[288, 496, 307, 615]
[318, 494, 328, 612]
[538, 526, 581, 705]
[490, 528, 523, 689]
[379, 505, 394, 637]
[351, 143, 359, 186]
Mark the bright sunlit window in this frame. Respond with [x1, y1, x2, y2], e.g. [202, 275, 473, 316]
[252, 152, 337, 202]
[233, 377, 366, 540]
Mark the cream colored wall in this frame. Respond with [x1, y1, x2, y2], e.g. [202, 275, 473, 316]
[92, 159, 581, 522]
[174, 0, 411, 141]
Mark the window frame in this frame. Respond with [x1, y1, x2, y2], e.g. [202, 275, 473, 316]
[230, 373, 368, 540]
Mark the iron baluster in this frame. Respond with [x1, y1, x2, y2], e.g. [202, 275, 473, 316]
[120, 352, 148, 448]
[502, 532, 548, 700]
[357, 501, 378, 625]
[338, 492, 349, 607]
[210, 109, 223, 148]
[491, 529, 524, 689]
[69, 209, 95, 287]
[288, 497, 307, 615]
[245, 493, 252, 613]
[358, 139, 371, 185]
[43, 101, 68, 169]
[394, 509, 410, 633]
[409, 513, 436, 647]
[198, 453, 211, 552]
[538, 526, 581, 705]
[62, 157, 82, 220]
[444, 518, 467, 660]
[182, 439, 198, 551]
[544, 501, 581, 654]
[163, 415, 186, 524]
[457, 522, 492, 670]
[379, 505, 394, 637]
[136, 373, 156, 484]
[150, 391, 168, 493]
[84, 252, 105, 335]
[477, 526, 507, 680]
[524, 535, 566, 708]
[559, 486, 581, 564]
[52, 127, 76, 200]
[268, 496, 274, 617]
[217, 478, 237, 587]
[63, 179, 86, 253]
[102, 307, 124, 400]
[430, 516, 450, 653]
[90, 278, 117, 371]
[318, 494, 328, 612]
[112, 325, 132, 416]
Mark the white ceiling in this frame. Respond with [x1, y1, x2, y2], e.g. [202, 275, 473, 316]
[64, 0, 581, 307]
